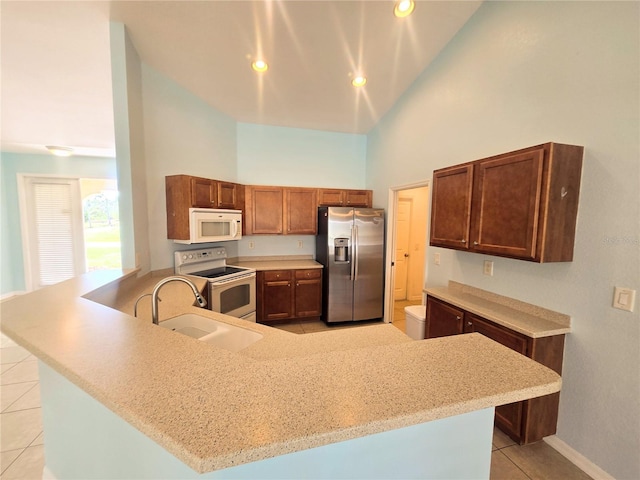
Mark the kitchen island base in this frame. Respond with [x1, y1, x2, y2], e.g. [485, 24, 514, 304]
[40, 362, 494, 479]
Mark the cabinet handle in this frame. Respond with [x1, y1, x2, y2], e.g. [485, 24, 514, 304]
[456, 316, 461, 320]
[467, 321, 473, 326]
[460, 239, 466, 243]
[473, 241, 479, 246]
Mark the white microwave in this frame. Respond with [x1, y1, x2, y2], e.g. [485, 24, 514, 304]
[174, 208, 242, 244]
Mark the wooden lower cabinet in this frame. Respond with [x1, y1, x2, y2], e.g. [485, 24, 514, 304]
[294, 269, 322, 318]
[257, 269, 322, 323]
[426, 296, 564, 444]
[424, 296, 464, 338]
[259, 270, 294, 321]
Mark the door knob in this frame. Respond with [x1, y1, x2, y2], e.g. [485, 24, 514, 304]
[404, 253, 410, 257]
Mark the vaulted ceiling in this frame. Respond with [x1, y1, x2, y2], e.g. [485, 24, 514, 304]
[1, 1, 482, 157]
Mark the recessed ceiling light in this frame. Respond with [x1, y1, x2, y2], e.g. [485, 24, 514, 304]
[46, 146, 74, 157]
[251, 60, 268, 73]
[352, 76, 367, 87]
[394, 0, 415, 18]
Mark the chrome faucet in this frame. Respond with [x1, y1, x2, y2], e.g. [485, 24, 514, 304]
[151, 276, 207, 325]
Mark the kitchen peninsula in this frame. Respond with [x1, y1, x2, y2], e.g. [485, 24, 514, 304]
[0, 270, 561, 479]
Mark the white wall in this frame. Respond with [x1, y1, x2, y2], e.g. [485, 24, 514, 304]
[367, 2, 639, 478]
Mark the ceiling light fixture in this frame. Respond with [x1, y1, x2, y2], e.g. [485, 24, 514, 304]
[46, 146, 74, 157]
[394, 0, 415, 18]
[251, 59, 268, 73]
[352, 76, 367, 87]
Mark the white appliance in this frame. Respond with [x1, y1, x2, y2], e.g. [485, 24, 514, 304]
[174, 247, 256, 321]
[174, 208, 242, 244]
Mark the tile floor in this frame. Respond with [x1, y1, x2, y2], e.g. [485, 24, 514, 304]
[1, 334, 44, 480]
[1, 319, 592, 479]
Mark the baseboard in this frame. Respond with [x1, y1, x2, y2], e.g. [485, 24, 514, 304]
[42, 465, 57, 480]
[544, 435, 614, 480]
[0, 291, 27, 302]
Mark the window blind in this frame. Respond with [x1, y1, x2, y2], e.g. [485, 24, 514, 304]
[33, 182, 76, 286]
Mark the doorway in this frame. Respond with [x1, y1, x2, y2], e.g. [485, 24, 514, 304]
[18, 175, 121, 291]
[384, 182, 430, 330]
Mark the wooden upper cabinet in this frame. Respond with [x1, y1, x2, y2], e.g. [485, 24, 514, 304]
[246, 186, 318, 235]
[190, 177, 217, 208]
[430, 143, 583, 262]
[430, 165, 473, 250]
[318, 189, 372, 207]
[166, 175, 243, 240]
[217, 181, 240, 209]
[245, 186, 284, 235]
[344, 189, 372, 207]
[285, 188, 317, 235]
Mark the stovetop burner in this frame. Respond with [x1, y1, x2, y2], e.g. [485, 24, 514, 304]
[174, 247, 255, 283]
[191, 266, 248, 279]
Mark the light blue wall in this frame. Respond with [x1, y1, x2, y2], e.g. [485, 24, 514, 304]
[110, 22, 151, 274]
[0, 152, 117, 295]
[141, 64, 239, 271]
[366, 2, 639, 478]
[237, 123, 366, 188]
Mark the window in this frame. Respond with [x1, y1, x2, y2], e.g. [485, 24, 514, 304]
[20, 176, 121, 291]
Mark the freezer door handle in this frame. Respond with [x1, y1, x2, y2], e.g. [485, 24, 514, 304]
[350, 226, 356, 280]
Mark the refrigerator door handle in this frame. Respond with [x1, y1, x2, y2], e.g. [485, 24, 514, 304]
[350, 226, 356, 280]
[354, 225, 359, 281]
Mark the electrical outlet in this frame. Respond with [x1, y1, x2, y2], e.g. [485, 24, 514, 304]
[248, 241, 255, 249]
[483, 260, 494, 276]
[298, 240, 304, 248]
[434, 253, 441, 265]
[613, 287, 636, 312]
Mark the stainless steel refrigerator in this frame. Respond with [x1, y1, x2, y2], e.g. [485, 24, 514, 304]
[316, 207, 385, 323]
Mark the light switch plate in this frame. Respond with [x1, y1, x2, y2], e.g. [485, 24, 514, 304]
[434, 253, 441, 265]
[613, 287, 636, 312]
[483, 260, 494, 276]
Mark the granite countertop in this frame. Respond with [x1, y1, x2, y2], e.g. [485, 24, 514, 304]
[425, 281, 571, 338]
[232, 255, 323, 271]
[1, 270, 561, 474]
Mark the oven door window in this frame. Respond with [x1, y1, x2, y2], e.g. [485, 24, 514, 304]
[219, 283, 251, 314]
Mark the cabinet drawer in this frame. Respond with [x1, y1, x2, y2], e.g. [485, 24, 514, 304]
[464, 313, 529, 355]
[263, 270, 293, 282]
[295, 269, 321, 280]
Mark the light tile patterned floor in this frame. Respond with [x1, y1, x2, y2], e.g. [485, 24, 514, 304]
[0, 334, 44, 480]
[1, 322, 592, 479]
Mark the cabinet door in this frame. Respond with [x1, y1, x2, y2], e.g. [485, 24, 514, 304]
[464, 313, 529, 442]
[261, 270, 293, 321]
[191, 177, 217, 208]
[430, 165, 473, 250]
[285, 188, 318, 234]
[470, 149, 544, 259]
[246, 186, 284, 235]
[294, 269, 322, 317]
[217, 182, 237, 209]
[318, 189, 344, 206]
[425, 297, 464, 338]
[344, 190, 372, 207]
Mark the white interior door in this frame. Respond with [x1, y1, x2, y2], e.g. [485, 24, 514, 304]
[394, 198, 412, 300]
[21, 176, 86, 290]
